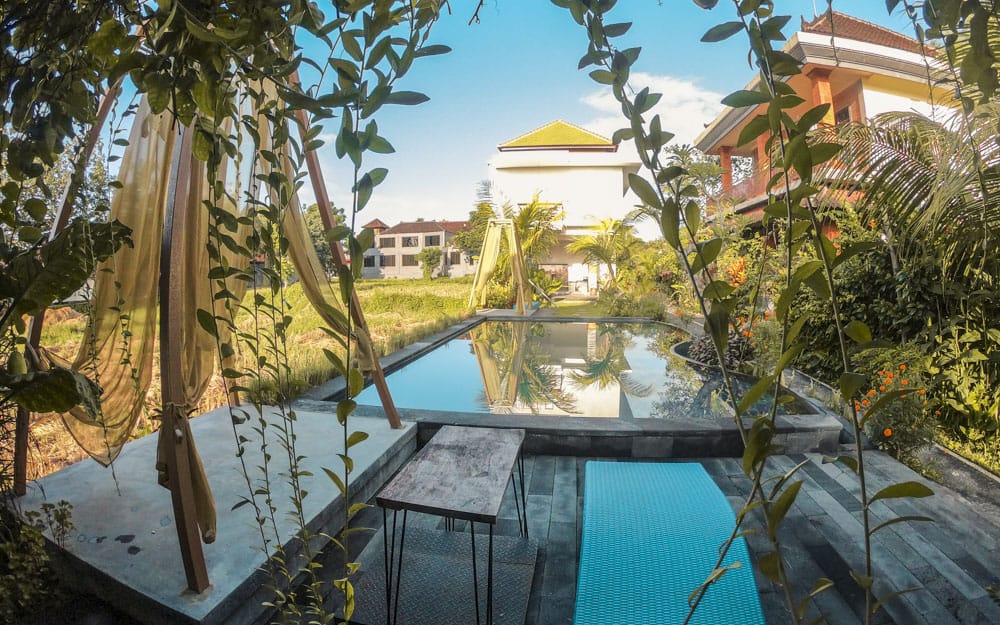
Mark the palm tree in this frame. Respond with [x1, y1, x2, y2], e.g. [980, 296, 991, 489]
[819, 108, 1000, 281]
[502, 193, 564, 265]
[565, 217, 640, 290]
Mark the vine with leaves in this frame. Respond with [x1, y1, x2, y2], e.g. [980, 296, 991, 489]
[555, 1, 943, 623]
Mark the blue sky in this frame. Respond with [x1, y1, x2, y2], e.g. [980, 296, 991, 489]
[304, 1, 920, 227]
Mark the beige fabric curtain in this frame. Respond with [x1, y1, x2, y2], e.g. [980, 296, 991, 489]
[263, 121, 376, 371]
[58, 101, 175, 464]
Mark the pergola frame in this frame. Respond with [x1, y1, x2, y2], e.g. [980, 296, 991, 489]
[12, 87, 402, 592]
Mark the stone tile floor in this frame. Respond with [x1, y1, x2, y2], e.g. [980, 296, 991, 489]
[49, 450, 1000, 625]
[349, 452, 1000, 625]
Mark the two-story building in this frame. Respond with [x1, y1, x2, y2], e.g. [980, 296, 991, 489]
[694, 11, 951, 222]
[361, 220, 475, 279]
[488, 120, 642, 292]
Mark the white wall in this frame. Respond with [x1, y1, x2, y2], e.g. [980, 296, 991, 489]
[862, 83, 939, 120]
[488, 150, 641, 228]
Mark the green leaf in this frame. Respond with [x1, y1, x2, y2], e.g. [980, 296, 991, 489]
[0, 219, 131, 327]
[660, 198, 680, 247]
[690, 238, 722, 273]
[737, 115, 770, 147]
[869, 481, 934, 505]
[838, 371, 867, 400]
[628, 174, 662, 209]
[701, 21, 743, 42]
[721, 89, 770, 108]
[2, 366, 101, 422]
[844, 320, 872, 344]
[869, 515, 933, 535]
[24, 198, 47, 221]
[347, 431, 369, 448]
[196, 309, 219, 338]
[385, 91, 430, 105]
[337, 399, 356, 425]
[758, 550, 781, 582]
[797, 104, 831, 131]
[823, 454, 859, 473]
[349, 368, 364, 397]
[415, 44, 451, 57]
[589, 69, 617, 85]
[322, 467, 347, 495]
[767, 480, 802, 539]
[738, 375, 774, 416]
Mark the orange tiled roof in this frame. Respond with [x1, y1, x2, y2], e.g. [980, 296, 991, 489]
[381, 220, 468, 235]
[362, 218, 389, 229]
[801, 11, 924, 55]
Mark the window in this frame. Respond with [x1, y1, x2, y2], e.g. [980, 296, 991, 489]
[449, 251, 461, 265]
[401, 236, 419, 247]
[380, 237, 395, 248]
[401, 254, 418, 267]
[424, 235, 441, 246]
[835, 106, 851, 125]
[363, 256, 376, 267]
[380, 255, 395, 267]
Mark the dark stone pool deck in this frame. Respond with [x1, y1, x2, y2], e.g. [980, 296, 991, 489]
[339, 450, 1000, 625]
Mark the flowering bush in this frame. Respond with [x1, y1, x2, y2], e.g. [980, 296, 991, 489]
[857, 362, 935, 463]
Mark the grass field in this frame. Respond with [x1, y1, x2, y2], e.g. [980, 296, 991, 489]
[30, 277, 474, 477]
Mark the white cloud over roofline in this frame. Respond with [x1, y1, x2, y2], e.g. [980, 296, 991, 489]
[581, 72, 725, 148]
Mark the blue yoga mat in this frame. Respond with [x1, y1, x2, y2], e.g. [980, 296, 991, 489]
[574, 462, 766, 625]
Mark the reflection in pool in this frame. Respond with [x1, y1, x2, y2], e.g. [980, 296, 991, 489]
[354, 321, 817, 419]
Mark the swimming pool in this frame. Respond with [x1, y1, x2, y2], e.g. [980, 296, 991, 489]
[354, 320, 817, 420]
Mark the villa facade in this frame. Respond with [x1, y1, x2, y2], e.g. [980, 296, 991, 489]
[489, 120, 642, 293]
[694, 12, 951, 221]
[361, 219, 475, 279]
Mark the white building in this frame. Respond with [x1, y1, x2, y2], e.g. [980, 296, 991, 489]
[361, 219, 475, 279]
[488, 120, 642, 293]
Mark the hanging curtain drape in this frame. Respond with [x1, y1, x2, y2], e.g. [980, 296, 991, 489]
[47, 88, 384, 545]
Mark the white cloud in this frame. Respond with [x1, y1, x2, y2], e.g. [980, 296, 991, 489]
[580, 72, 724, 147]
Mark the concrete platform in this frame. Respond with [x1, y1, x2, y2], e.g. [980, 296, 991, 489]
[19, 407, 416, 625]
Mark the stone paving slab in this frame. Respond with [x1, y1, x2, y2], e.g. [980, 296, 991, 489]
[19, 408, 415, 625]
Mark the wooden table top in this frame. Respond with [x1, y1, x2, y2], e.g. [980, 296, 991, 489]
[376, 426, 526, 524]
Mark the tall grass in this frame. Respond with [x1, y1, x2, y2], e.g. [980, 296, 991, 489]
[31, 277, 474, 475]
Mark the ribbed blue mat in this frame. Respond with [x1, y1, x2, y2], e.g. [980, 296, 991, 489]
[574, 462, 766, 625]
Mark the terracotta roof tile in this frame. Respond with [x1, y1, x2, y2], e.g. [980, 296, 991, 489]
[801, 11, 924, 55]
[362, 218, 389, 229]
[381, 220, 463, 235]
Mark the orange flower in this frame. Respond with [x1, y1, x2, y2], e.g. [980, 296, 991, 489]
[867, 389, 876, 397]
[918, 389, 926, 395]
[879, 385, 886, 392]
[899, 364, 907, 371]
[883, 428, 892, 437]
[934, 410, 941, 415]
[901, 379, 908, 386]
[862, 399, 870, 406]
[747, 331, 754, 338]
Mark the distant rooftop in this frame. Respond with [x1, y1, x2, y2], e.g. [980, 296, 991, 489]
[801, 11, 925, 55]
[381, 220, 469, 235]
[362, 218, 389, 230]
[498, 120, 615, 152]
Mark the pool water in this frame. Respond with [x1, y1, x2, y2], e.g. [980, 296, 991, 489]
[354, 321, 817, 419]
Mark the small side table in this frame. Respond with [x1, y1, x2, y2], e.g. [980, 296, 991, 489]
[376, 425, 527, 625]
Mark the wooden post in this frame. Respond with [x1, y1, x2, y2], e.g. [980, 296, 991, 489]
[292, 109, 402, 429]
[13, 80, 122, 496]
[159, 125, 210, 593]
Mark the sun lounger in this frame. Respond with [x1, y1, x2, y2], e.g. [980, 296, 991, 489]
[574, 462, 766, 625]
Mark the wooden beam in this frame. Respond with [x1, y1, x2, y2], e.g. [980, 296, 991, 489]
[159, 125, 210, 593]
[291, 108, 402, 430]
[14, 79, 122, 496]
